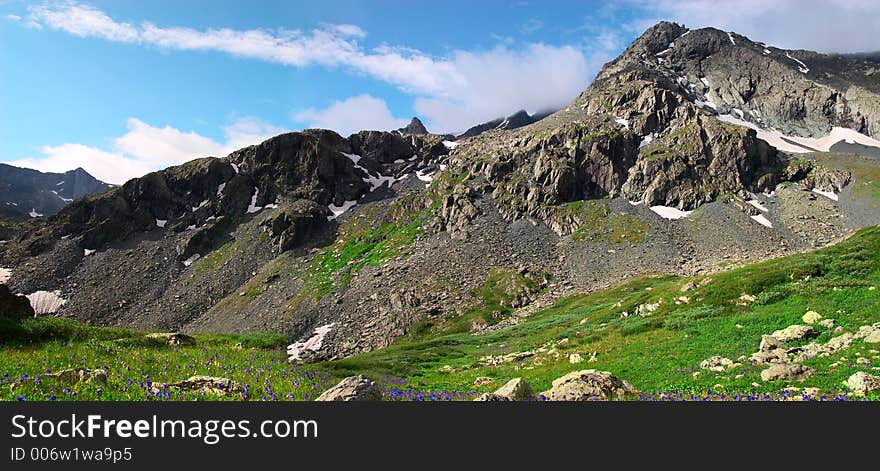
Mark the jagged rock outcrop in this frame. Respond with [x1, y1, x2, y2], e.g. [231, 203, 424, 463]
[315, 375, 383, 401]
[395, 117, 429, 136]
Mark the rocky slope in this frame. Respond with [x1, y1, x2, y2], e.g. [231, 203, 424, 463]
[0, 165, 110, 219]
[1, 22, 879, 365]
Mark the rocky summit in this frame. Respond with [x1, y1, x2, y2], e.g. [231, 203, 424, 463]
[2, 21, 880, 372]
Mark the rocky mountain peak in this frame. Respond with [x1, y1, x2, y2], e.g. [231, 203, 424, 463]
[395, 117, 429, 135]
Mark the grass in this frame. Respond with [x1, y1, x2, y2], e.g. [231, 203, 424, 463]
[570, 200, 650, 244]
[4, 227, 880, 401]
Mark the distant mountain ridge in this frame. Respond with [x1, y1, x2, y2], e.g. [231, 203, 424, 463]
[456, 109, 554, 139]
[0, 164, 111, 219]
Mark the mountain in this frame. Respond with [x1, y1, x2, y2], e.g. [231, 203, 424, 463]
[394, 117, 430, 136]
[456, 109, 554, 139]
[0, 165, 111, 219]
[2, 21, 880, 367]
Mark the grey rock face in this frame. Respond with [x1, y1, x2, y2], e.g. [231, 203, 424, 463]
[760, 363, 815, 382]
[0, 164, 111, 219]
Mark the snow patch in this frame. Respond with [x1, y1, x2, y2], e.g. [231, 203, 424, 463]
[0, 268, 11, 284]
[83, 249, 96, 256]
[717, 113, 880, 153]
[156, 219, 167, 228]
[442, 140, 459, 149]
[785, 52, 809, 73]
[230, 163, 240, 174]
[415, 169, 435, 185]
[216, 183, 226, 196]
[615, 117, 630, 129]
[763, 48, 771, 55]
[727, 32, 736, 46]
[812, 188, 839, 201]
[287, 323, 335, 362]
[327, 200, 357, 221]
[246, 188, 262, 214]
[750, 214, 773, 228]
[393, 159, 406, 164]
[56, 181, 64, 186]
[28, 209, 43, 218]
[650, 206, 693, 220]
[26, 290, 66, 315]
[182, 254, 201, 267]
[192, 200, 209, 211]
[640, 134, 654, 147]
[747, 200, 769, 212]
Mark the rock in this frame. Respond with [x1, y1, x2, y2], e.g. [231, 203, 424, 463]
[492, 378, 535, 401]
[760, 363, 815, 382]
[164, 376, 243, 396]
[394, 117, 429, 136]
[680, 281, 696, 292]
[472, 393, 511, 401]
[540, 370, 636, 401]
[770, 325, 817, 342]
[855, 323, 880, 340]
[569, 353, 584, 364]
[315, 375, 383, 401]
[700, 356, 734, 372]
[473, 376, 494, 386]
[825, 333, 855, 352]
[146, 332, 196, 346]
[802, 311, 823, 324]
[846, 372, 880, 395]
[865, 330, 880, 344]
[818, 319, 835, 329]
[0, 284, 34, 320]
[750, 335, 789, 364]
[45, 368, 107, 386]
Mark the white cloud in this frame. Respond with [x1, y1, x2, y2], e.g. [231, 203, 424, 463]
[626, 0, 880, 53]
[293, 94, 408, 136]
[23, 2, 599, 132]
[8, 118, 285, 184]
[6, 14, 22, 21]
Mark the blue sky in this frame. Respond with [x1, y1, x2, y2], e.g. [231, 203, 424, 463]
[2, 0, 878, 183]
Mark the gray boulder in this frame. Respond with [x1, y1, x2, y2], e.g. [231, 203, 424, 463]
[540, 370, 636, 401]
[760, 363, 815, 382]
[315, 375, 383, 401]
[0, 284, 34, 320]
[846, 372, 880, 395]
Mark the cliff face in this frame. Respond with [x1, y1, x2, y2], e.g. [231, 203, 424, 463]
[0, 165, 111, 219]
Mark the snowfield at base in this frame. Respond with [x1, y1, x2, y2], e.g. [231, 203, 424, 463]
[650, 206, 693, 219]
[812, 188, 839, 201]
[26, 290, 66, 316]
[0, 268, 11, 284]
[28, 209, 42, 218]
[156, 219, 167, 228]
[716, 114, 880, 154]
[246, 188, 262, 214]
[83, 249, 96, 256]
[327, 200, 357, 221]
[750, 214, 773, 228]
[287, 323, 335, 362]
[182, 254, 200, 267]
[442, 140, 459, 149]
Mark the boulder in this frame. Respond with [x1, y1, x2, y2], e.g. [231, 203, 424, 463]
[818, 319, 835, 329]
[315, 375, 383, 401]
[492, 378, 535, 401]
[865, 330, 880, 344]
[846, 372, 880, 395]
[45, 368, 107, 386]
[540, 370, 636, 401]
[760, 363, 815, 382]
[0, 284, 34, 320]
[472, 393, 511, 401]
[750, 335, 789, 364]
[569, 353, 584, 364]
[801, 311, 823, 324]
[770, 325, 817, 342]
[165, 376, 243, 396]
[700, 356, 734, 372]
[146, 332, 196, 346]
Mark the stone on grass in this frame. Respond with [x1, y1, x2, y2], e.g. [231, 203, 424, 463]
[146, 332, 196, 346]
[802, 311, 822, 324]
[315, 375, 382, 401]
[45, 368, 107, 386]
[760, 364, 815, 382]
[540, 370, 635, 401]
[846, 372, 880, 395]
